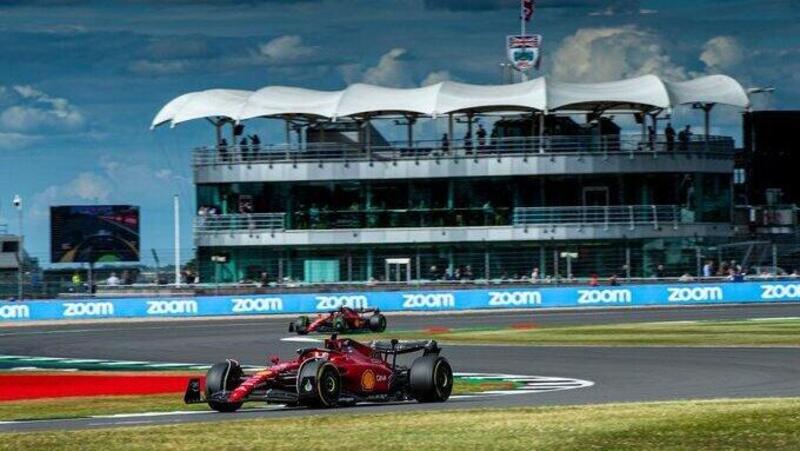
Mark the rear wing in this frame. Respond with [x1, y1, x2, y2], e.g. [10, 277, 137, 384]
[370, 339, 440, 356]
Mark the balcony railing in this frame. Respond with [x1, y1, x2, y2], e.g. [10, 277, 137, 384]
[514, 205, 687, 229]
[194, 205, 711, 234]
[193, 134, 735, 166]
[195, 213, 286, 233]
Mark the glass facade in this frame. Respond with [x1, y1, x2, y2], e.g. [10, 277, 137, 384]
[197, 237, 722, 284]
[197, 173, 731, 229]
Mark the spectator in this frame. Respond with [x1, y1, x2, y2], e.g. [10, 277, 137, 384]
[729, 268, 745, 282]
[476, 124, 487, 148]
[665, 123, 676, 151]
[463, 265, 474, 280]
[464, 131, 473, 154]
[71, 272, 82, 290]
[647, 125, 656, 151]
[652, 264, 666, 278]
[702, 260, 714, 278]
[679, 273, 694, 282]
[530, 267, 540, 281]
[259, 272, 269, 287]
[107, 272, 120, 286]
[428, 265, 440, 280]
[589, 273, 599, 287]
[249, 134, 261, 160]
[482, 201, 493, 226]
[608, 274, 620, 286]
[121, 270, 133, 285]
[218, 138, 229, 162]
[678, 125, 692, 150]
[789, 269, 800, 278]
[441, 133, 450, 153]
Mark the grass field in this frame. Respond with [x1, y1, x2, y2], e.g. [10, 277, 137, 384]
[0, 378, 515, 421]
[3, 398, 799, 450]
[349, 318, 800, 346]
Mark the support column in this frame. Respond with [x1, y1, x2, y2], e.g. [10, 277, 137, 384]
[484, 248, 490, 280]
[366, 249, 373, 280]
[539, 247, 546, 278]
[538, 112, 546, 153]
[284, 119, 291, 159]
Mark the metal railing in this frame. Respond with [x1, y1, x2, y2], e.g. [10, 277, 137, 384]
[194, 213, 286, 233]
[193, 205, 710, 234]
[513, 205, 686, 229]
[193, 134, 735, 166]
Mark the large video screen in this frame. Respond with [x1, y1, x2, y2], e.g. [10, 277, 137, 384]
[51, 205, 140, 263]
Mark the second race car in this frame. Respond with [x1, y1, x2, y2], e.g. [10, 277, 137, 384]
[288, 306, 387, 334]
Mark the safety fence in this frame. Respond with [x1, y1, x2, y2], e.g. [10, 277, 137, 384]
[193, 134, 735, 166]
[1, 280, 798, 322]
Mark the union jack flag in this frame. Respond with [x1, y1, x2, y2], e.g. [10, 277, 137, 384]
[508, 35, 540, 48]
[522, 0, 534, 22]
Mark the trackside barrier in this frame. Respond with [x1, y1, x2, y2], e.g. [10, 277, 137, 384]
[1, 281, 799, 322]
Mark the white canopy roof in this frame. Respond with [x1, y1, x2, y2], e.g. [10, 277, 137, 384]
[152, 75, 750, 128]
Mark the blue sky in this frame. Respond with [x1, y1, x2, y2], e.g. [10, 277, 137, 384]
[0, 0, 797, 266]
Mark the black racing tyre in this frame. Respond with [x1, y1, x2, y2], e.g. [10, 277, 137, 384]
[293, 316, 310, 335]
[205, 360, 244, 412]
[409, 355, 453, 403]
[297, 358, 341, 408]
[333, 317, 347, 333]
[368, 313, 387, 332]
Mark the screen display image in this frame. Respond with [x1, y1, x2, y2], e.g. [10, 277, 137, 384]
[51, 205, 140, 263]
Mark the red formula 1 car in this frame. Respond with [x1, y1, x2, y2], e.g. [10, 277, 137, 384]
[288, 307, 387, 335]
[184, 335, 452, 412]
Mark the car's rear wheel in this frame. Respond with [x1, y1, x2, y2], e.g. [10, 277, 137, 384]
[297, 358, 340, 408]
[368, 313, 387, 332]
[205, 360, 244, 412]
[409, 355, 452, 403]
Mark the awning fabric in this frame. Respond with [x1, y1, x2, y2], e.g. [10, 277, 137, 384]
[152, 75, 750, 128]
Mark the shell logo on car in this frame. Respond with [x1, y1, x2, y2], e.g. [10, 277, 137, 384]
[361, 369, 376, 391]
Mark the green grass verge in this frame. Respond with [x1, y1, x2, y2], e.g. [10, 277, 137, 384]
[0, 379, 514, 421]
[3, 398, 800, 450]
[350, 318, 800, 346]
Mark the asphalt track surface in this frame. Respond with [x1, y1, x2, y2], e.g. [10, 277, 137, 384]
[1, 303, 800, 432]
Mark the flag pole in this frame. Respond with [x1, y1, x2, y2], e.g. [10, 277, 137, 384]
[520, 0, 528, 82]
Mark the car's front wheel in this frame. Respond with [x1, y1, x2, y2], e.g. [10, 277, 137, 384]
[297, 358, 341, 408]
[205, 360, 244, 412]
[409, 355, 453, 403]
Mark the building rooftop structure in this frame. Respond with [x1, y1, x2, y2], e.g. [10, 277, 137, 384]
[152, 75, 749, 127]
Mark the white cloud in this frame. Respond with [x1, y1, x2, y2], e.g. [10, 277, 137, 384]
[421, 70, 451, 86]
[0, 85, 85, 134]
[550, 26, 690, 82]
[700, 36, 744, 71]
[128, 59, 189, 76]
[258, 35, 316, 62]
[362, 48, 414, 87]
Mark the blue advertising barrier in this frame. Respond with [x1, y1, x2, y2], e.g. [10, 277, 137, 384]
[1, 280, 800, 322]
